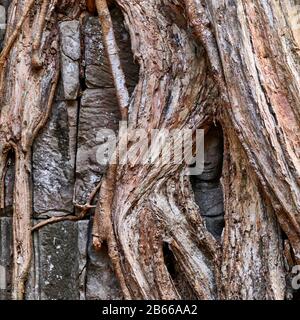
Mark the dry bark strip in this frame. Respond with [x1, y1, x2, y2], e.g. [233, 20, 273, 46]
[90, 0, 221, 299]
[90, 0, 299, 299]
[0, 0, 59, 299]
[189, 0, 300, 297]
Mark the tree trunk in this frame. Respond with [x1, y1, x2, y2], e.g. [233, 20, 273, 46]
[0, 0, 299, 300]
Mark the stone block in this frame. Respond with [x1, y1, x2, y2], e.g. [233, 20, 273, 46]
[75, 89, 120, 203]
[33, 101, 78, 217]
[61, 53, 80, 100]
[38, 221, 79, 300]
[59, 20, 81, 61]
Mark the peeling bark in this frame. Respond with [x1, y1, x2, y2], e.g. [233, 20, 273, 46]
[0, 0, 299, 300]
[0, 0, 59, 299]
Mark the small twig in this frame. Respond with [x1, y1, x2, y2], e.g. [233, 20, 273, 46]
[31, 212, 88, 232]
[32, 181, 102, 232]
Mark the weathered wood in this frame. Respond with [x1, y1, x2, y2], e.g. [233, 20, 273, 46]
[0, 0, 299, 300]
[0, 0, 59, 299]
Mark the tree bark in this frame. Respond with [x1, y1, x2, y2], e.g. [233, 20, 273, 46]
[0, 0, 299, 300]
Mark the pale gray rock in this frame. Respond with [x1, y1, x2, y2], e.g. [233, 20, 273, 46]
[0, 5, 5, 24]
[83, 16, 104, 67]
[33, 101, 78, 217]
[59, 20, 81, 61]
[75, 88, 120, 204]
[59, 20, 80, 100]
[66, 100, 78, 168]
[61, 53, 80, 100]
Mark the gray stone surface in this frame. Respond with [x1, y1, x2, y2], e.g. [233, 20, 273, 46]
[0, 217, 12, 299]
[75, 88, 120, 204]
[84, 9, 139, 89]
[86, 219, 122, 300]
[59, 20, 81, 61]
[83, 16, 105, 68]
[66, 100, 79, 168]
[193, 182, 223, 217]
[38, 221, 79, 300]
[61, 53, 80, 100]
[204, 216, 225, 240]
[0, 5, 5, 23]
[59, 20, 81, 100]
[0, 5, 6, 48]
[78, 220, 88, 300]
[33, 101, 78, 217]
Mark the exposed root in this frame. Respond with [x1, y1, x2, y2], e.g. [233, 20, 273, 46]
[32, 0, 50, 69]
[183, 0, 228, 103]
[86, 0, 96, 14]
[95, 0, 129, 119]
[31, 212, 92, 232]
[32, 181, 102, 232]
[0, 146, 10, 209]
[92, 165, 116, 250]
[11, 144, 33, 300]
[0, 0, 36, 70]
[90, 0, 132, 298]
[30, 65, 60, 147]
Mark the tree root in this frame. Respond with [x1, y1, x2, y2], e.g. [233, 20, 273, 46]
[0, 0, 36, 69]
[32, 0, 50, 69]
[95, 0, 129, 119]
[90, 0, 132, 298]
[0, 146, 10, 209]
[32, 181, 102, 232]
